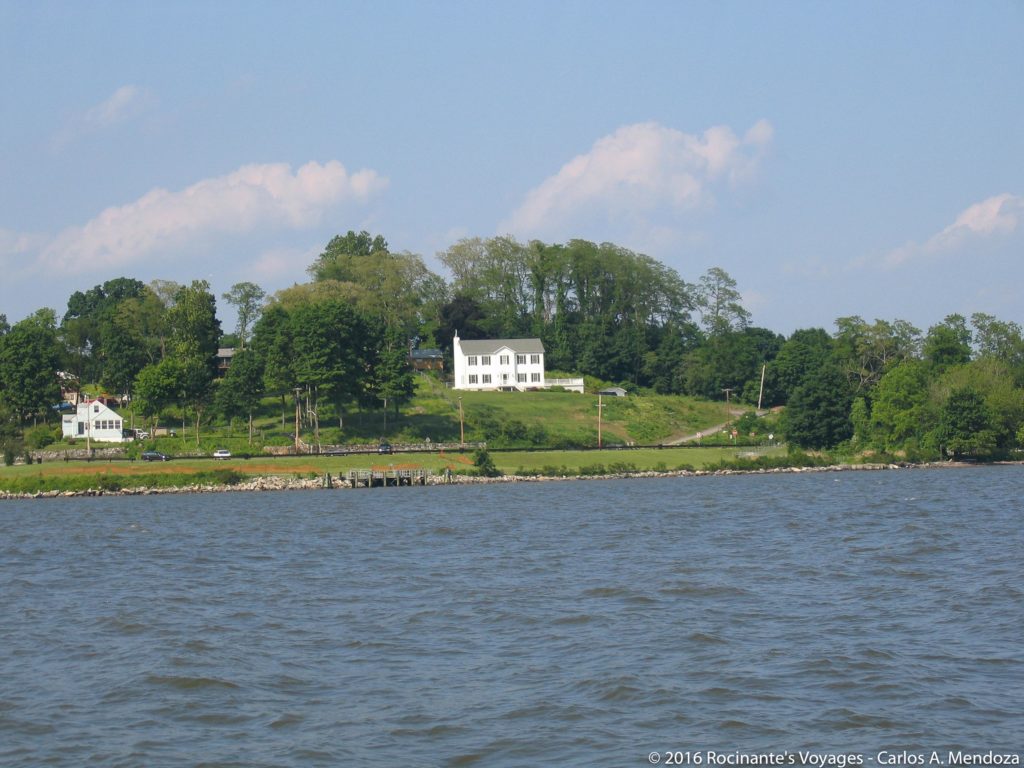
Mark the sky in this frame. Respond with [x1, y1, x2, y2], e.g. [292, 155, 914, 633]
[1, 1, 1022, 336]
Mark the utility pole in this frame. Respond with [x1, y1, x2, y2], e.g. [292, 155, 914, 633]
[458, 396, 464, 447]
[596, 393, 605, 449]
[722, 387, 734, 404]
[757, 364, 766, 411]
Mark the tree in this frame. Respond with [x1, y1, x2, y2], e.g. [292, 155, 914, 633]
[696, 267, 750, 336]
[782, 363, 853, 449]
[937, 387, 997, 459]
[251, 304, 296, 429]
[923, 314, 971, 371]
[133, 358, 183, 432]
[0, 311, 61, 427]
[215, 348, 264, 444]
[373, 327, 416, 435]
[870, 359, 931, 450]
[167, 280, 221, 365]
[222, 282, 266, 349]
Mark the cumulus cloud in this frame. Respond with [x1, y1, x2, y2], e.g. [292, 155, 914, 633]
[501, 119, 773, 239]
[53, 85, 156, 148]
[40, 161, 388, 272]
[886, 193, 1023, 267]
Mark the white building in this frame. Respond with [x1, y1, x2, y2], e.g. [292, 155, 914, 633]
[61, 399, 126, 443]
[451, 334, 585, 392]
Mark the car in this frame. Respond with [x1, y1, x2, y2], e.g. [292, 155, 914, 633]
[377, 442, 393, 455]
[212, 449, 232, 459]
[141, 451, 170, 462]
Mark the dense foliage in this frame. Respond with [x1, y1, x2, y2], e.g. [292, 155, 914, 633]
[2, 231, 1024, 461]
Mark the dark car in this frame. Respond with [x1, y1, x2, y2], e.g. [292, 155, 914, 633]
[141, 451, 170, 462]
[377, 442, 393, 454]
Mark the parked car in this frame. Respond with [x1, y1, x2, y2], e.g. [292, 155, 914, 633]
[140, 451, 170, 462]
[377, 442, 393, 455]
[212, 449, 232, 459]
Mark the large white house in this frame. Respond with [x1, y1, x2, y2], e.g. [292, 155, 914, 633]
[451, 335, 585, 392]
[61, 399, 126, 443]
[452, 334, 546, 391]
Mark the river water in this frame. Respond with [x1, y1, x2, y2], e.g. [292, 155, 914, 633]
[1, 466, 1021, 766]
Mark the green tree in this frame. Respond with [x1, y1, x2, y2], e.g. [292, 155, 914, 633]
[923, 314, 971, 371]
[782, 362, 853, 449]
[870, 359, 932, 450]
[0, 311, 61, 427]
[215, 348, 265, 444]
[133, 358, 183, 432]
[221, 282, 266, 349]
[696, 267, 750, 336]
[937, 387, 997, 459]
[373, 327, 416, 435]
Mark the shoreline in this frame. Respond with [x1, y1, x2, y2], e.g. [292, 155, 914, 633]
[0, 460, 989, 500]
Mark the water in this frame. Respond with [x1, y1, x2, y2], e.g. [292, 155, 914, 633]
[1, 466, 1021, 766]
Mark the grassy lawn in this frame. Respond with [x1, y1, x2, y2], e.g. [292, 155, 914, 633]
[0, 445, 787, 492]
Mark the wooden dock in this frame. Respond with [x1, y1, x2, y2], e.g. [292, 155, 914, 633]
[344, 468, 432, 488]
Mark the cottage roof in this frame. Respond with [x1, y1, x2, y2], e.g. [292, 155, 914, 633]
[457, 338, 545, 355]
[409, 348, 443, 359]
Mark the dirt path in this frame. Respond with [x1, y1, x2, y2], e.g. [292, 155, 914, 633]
[664, 409, 768, 445]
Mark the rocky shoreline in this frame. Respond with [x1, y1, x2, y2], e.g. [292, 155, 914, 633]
[0, 460, 972, 500]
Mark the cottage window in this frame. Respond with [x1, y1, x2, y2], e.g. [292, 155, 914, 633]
[482, 374, 491, 384]
[94, 420, 101, 430]
[499, 355, 509, 365]
[468, 374, 478, 384]
[531, 354, 540, 365]
[517, 373, 527, 383]
[516, 354, 526, 365]
[93, 405, 100, 413]
[531, 373, 541, 382]
[481, 355, 491, 365]
[467, 356, 477, 366]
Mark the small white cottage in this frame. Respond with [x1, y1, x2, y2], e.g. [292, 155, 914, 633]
[62, 399, 126, 443]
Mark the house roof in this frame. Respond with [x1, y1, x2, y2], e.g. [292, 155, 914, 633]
[217, 347, 236, 358]
[457, 338, 545, 355]
[409, 348, 443, 359]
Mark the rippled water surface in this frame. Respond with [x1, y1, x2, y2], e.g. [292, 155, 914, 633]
[1, 466, 1022, 766]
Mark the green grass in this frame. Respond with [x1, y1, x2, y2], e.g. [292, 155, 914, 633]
[0, 445, 788, 492]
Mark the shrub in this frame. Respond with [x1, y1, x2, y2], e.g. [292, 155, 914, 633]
[473, 449, 501, 477]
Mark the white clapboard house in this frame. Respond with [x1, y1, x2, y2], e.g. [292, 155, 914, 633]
[61, 399, 126, 443]
[452, 334, 584, 392]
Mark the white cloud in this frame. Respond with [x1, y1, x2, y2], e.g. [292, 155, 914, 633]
[886, 193, 1023, 267]
[84, 85, 153, 127]
[39, 161, 388, 273]
[53, 85, 156, 149]
[501, 119, 773, 239]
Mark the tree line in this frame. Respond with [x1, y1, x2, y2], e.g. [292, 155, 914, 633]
[2, 230, 1023, 459]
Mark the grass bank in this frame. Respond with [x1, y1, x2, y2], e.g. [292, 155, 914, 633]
[0, 446, 788, 494]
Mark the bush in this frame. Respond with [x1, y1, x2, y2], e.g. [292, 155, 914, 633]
[472, 449, 501, 477]
[3, 447, 14, 467]
[24, 424, 60, 450]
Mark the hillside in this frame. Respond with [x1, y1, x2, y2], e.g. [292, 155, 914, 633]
[292, 375, 740, 450]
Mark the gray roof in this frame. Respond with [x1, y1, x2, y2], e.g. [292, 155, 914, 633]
[457, 337, 545, 355]
[409, 348, 443, 359]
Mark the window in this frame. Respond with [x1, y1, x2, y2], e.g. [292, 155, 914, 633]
[482, 374, 492, 384]
[516, 354, 526, 365]
[93, 405, 100, 413]
[531, 373, 541, 382]
[468, 374, 478, 384]
[115, 421, 121, 430]
[530, 354, 540, 365]
[481, 355, 491, 365]
[499, 355, 509, 365]
[467, 356, 477, 366]
[517, 373, 527, 383]
[94, 420, 101, 430]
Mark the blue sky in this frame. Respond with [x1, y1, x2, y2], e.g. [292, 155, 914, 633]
[1, 1, 1022, 336]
